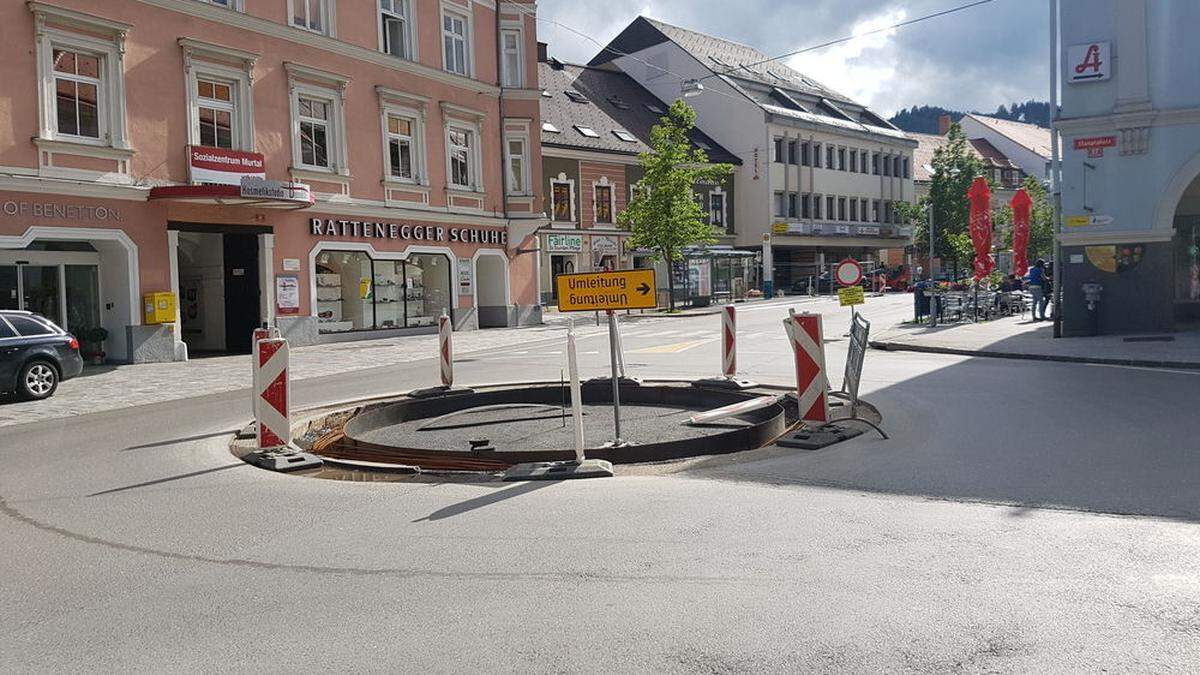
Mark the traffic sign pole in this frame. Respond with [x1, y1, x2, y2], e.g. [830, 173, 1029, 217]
[607, 309, 622, 445]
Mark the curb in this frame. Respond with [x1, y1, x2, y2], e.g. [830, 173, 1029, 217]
[869, 340, 1200, 371]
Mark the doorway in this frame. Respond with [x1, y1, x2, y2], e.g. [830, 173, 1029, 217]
[175, 227, 261, 354]
[0, 247, 102, 333]
[549, 255, 574, 303]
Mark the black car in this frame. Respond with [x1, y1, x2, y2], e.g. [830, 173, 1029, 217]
[0, 310, 84, 401]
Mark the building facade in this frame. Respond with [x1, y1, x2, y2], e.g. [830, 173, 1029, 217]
[1, 0, 545, 362]
[536, 51, 738, 305]
[1057, 0, 1200, 334]
[591, 17, 915, 296]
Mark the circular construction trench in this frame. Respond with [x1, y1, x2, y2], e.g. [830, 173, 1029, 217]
[307, 381, 792, 472]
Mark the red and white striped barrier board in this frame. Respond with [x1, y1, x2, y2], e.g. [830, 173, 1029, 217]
[783, 309, 829, 423]
[254, 337, 291, 448]
[250, 327, 280, 416]
[438, 311, 453, 387]
[722, 304, 736, 378]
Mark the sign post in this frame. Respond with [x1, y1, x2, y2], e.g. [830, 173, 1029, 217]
[554, 269, 656, 447]
[834, 258, 864, 334]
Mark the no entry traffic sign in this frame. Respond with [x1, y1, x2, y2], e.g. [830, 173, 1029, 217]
[834, 259, 863, 287]
[555, 269, 656, 312]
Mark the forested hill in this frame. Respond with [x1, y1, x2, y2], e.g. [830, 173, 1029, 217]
[888, 101, 1050, 134]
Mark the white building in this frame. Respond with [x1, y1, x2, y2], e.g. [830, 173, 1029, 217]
[590, 17, 916, 294]
[1057, 0, 1200, 334]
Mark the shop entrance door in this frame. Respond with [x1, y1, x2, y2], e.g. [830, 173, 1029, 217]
[549, 255, 574, 302]
[223, 233, 260, 353]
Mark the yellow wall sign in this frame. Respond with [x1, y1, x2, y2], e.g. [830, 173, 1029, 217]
[838, 285, 865, 307]
[772, 222, 788, 234]
[555, 269, 657, 312]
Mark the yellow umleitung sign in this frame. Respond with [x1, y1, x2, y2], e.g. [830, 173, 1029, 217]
[772, 222, 789, 234]
[838, 285, 865, 307]
[555, 269, 657, 312]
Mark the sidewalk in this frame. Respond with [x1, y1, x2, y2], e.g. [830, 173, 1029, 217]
[0, 321, 615, 428]
[870, 313, 1200, 369]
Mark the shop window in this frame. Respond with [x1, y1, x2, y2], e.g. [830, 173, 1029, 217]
[315, 250, 452, 333]
[500, 29, 522, 87]
[197, 78, 235, 149]
[505, 136, 529, 195]
[594, 182, 614, 224]
[380, 0, 414, 59]
[551, 178, 574, 221]
[442, 9, 470, 76]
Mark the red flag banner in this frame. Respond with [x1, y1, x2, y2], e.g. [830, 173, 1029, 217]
[967, 176, 995, 281]
[1010, 188, 1032, 277]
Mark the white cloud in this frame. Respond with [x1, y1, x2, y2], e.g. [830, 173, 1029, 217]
[788, 8, 907, 115]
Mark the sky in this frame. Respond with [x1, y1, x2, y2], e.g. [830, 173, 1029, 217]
[536, 0, 1050, 118]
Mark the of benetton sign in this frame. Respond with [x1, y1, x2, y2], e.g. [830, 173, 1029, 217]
[188, 145, 266, 185]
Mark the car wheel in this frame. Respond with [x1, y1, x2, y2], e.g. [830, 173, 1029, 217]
[18, 360, 59, 401]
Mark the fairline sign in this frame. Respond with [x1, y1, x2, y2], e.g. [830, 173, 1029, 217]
[309, 218, 507, 246]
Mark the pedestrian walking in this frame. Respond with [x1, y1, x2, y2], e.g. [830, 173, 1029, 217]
[1027, 259, 1047, 321]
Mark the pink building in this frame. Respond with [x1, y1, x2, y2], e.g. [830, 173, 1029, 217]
[0, 0, 546, 362]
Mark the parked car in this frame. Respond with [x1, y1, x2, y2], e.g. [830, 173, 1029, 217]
[0, 310, 84, 401]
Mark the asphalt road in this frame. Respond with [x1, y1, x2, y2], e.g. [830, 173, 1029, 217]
[3, 294, 1200, 672]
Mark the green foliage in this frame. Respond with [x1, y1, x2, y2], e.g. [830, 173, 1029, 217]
[618, 100, 732, 263]
[927, 122, 986, 267]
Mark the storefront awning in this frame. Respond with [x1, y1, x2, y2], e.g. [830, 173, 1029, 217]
[148, 181, 314, 210]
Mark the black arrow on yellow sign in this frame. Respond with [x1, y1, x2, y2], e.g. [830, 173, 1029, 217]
[636, 282, 651, 295]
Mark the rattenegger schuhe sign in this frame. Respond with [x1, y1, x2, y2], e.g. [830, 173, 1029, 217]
[309, 217, 507, 246]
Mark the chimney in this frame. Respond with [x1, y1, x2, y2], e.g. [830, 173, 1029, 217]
[537, 41, 548, 63]
[938, 114, 952, 135]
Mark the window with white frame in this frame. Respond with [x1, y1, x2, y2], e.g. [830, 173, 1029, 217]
[386, 113, 416, 180]
[710, 191, 726, 228]
[504, 136, 528, 195]
[380, 0, 414, 59]
[34, 8, 130, 151]
[297, 95, 331, 168]
[52, 49, 103, 140]
[446, 124, 474, 189]
[551, 175, 574, 221]
[196, 77, 235, 149]
[182, 41, 256, 153]
[593, 180, 614, 224]
[442, 10, 469, 76]
[500, 29, 522, 87]
[290, 0, 332, 35]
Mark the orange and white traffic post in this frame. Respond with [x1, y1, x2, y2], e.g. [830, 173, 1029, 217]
[721, 304, 737, 379]
[250, 326, 280, 417]
[254, 337, 291, 449]
[782, 308, 829, 424]
[438, 310, 453, 387]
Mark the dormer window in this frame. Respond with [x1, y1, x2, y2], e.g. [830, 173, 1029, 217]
[574, 126, 599, 138]
[564, 90, 589, 104]
[542, 122, 560, 133]
[613, 130, 637, 142]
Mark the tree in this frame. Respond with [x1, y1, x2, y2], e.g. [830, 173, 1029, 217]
[926, 122, 986, 277]
[619, 100, 732, 311]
